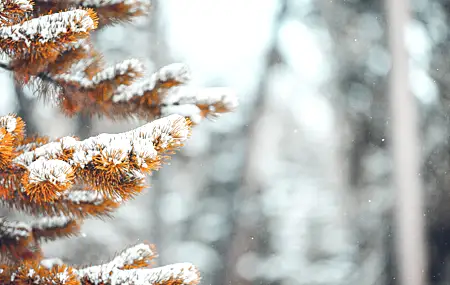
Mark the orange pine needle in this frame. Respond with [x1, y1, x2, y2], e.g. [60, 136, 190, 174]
[21, 160, 75, 203]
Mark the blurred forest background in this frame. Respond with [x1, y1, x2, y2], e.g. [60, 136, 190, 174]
[2, 0, 450, 284]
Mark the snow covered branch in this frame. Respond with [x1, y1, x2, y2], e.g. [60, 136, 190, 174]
[78, 262, 200, 285]
[0, 9, 98, 56]
[2, 114, 190, 205]
[72, 63, 239, 122]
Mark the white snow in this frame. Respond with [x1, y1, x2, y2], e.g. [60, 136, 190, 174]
[64, 190, 105, 205]
[31, 216, 72, 230]
[27, 158, 73, 186]
[40, 258, 64, 269]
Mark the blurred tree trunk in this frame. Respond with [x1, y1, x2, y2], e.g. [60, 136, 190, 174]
[318, 0, 392, 284]
[385, 0, 427, 284]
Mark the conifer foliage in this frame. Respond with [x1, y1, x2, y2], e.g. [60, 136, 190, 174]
[0, 1, 237, 284]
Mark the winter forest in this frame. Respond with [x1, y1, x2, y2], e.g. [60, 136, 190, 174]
[0, 0, 449, 284]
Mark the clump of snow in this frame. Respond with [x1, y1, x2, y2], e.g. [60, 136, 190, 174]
[27, 158, 73, 186]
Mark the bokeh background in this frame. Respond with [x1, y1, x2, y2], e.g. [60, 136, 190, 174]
[2, 0, 450, 284]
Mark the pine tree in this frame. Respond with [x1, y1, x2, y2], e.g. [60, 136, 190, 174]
[0, 1, 237, 284]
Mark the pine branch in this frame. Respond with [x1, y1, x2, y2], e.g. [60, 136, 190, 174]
[0, 9, 98, 59]
[0, 59, 238, 124]
[65, 63, 239, 122]
[0, 114, 191, 211]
